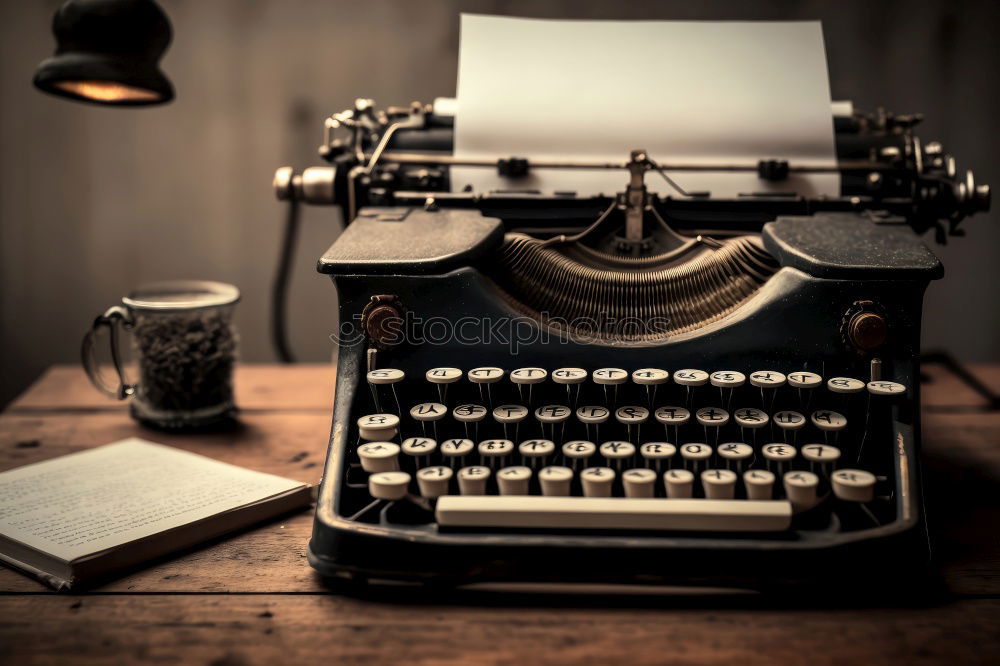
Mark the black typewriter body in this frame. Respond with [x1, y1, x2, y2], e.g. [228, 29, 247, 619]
[278, 99, 990, 590]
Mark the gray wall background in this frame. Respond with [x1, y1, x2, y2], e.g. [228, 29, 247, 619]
[1, 0, 998, 406]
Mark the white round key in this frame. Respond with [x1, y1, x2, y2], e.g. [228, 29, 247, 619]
[717, 442, 753, 462]
[519, 439, 555, 459]
[457, 466, 491, 495]
[640, 442, 676, 461]
[493, 404, 528, 423]
[710, 371, 746, 388]
[654, 406, 690, 425]
[410, 402, 446, 422]
[576, 405, 610, 424]
[416, 465, 453, 498]
[783, 471, 820, 510]
[440, 438, 474, 458]
[600, 441, 636, 461]
[478, 439, 514, 458]
[673, 369, 709, 387]
[535, 405, 571, 424]
[593, 368, 628, 385]
[401, 437, 437, 457]
[562, 440, 596, 460]
[511, 367, 547, 384]
[580, 467, 616, 497]
[788, 371, 822, 389]
[369, 471, 410, 500]
[743, 469, 775, 500]
[801, 443, 841, 464]
[497, 466, 532, 495]
[680, 442, 712, 464]
[664, 468, 695, 498]
[773, 410, 806, 431]
[632, 368, 669, 385]
[762, 443, 797, 463]
[867, 380, 906, 396]
[750, 370, 786, 388]
[367, 368, 404, 385]
[426, 367, 462, 384]
[696, 407, 730, 427]
[701, 469, 738, 499]
[357, 442, 400, 473]
[811, 410, 847, 432]
[468, 367, 504, 384]
[357, 413, 400, 440]
[615, 405, 649, 424]
[827, 377, 865, 394]
[552, 368, 587, 385]
[831, 468, 877, 502]
[539, 466, 574, 496]
[623, 468, 657, 498]
[734, 408, 769, 429]
[453, 404, 488, 422]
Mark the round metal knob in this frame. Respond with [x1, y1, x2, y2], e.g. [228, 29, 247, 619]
[362, 295, 405, 348]
[848, 312, 887, 351]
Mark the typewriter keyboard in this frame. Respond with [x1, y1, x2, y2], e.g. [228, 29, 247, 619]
[345, 366, 907, 534]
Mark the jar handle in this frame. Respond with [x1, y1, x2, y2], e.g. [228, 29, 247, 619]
[81, 306, 136, 400]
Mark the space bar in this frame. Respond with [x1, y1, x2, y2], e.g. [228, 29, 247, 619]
[436, 496, 792, 532]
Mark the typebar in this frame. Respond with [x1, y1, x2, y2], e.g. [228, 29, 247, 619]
[435, 496, 792, 531]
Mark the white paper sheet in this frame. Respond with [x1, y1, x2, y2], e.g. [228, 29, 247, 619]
[453, 16, 839, 198]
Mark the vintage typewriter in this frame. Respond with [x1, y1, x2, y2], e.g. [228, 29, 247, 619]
[274, 95, 990, 590]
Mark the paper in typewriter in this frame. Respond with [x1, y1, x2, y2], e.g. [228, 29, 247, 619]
[453, 16, 839, 198]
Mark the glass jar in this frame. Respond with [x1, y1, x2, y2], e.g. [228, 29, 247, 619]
[82, 281, 240, 429]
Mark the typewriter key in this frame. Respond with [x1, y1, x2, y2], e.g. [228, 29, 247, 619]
[599, 441, 636, 470]
[367, 368, 404, 385]
[417, 466, 453, 499]
[401, 436, 437, 466]
[562, 440, 596, 469]
[457, 466, 491, 495]
[553, 368, 587, 405]
[511, 368, 546, 405]
[810, 410, 847, 432]
[497, 466, 532, 495]
[369, 471, 411, 501]
[866, 380, 906, 396]
[580, 467, 616, 497]
[743, 469, 776, 500]
[358, 413, 399, 441]
[679, 443, 712, 472]
[717, 442, 753, 471]
[831, 469, 876, 503]
[710, 371, 745, 388]
[827, 377, 865, 394]
[623, 468, 657, 498]
[632, 368, 669, 385]
[357, 442, 400, 473]
[664, 468, 695, 498]
[519, 439, 555, 467]
[426, 367, 462, 403]
[453, 404, 488, 422]
[750, 371, 786, 388]
[701, 469, 738, 500]
[640, 442, 677, 471]
[783, 471, 820, 511]
[674, 369, 709, 387]
[539, 466, 574, 496]
[788, 371, 822, 389]
[468, 367, 504, 383]
[441, 438, 474, 467]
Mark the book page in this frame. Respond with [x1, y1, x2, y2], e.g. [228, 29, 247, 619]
[453, 16, 839, 198]
[0, 439, 305, 562]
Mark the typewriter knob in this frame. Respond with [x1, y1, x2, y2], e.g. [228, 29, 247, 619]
[847, 311, 887, 351]
[842, 301, 888, 352]
[362, 295, 405, 349]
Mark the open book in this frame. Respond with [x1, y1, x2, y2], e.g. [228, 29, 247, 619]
[0, 438, 311, 590]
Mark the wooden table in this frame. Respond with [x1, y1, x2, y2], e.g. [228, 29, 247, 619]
[2, 364, 999, 665]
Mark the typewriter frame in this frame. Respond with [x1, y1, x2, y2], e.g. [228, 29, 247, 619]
[308, 215, 935, 590]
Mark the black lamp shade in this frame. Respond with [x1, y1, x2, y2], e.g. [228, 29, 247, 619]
[33, 0, 174, 106]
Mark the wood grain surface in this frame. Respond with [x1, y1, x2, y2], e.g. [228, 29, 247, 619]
[1, 363, 999, 665]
